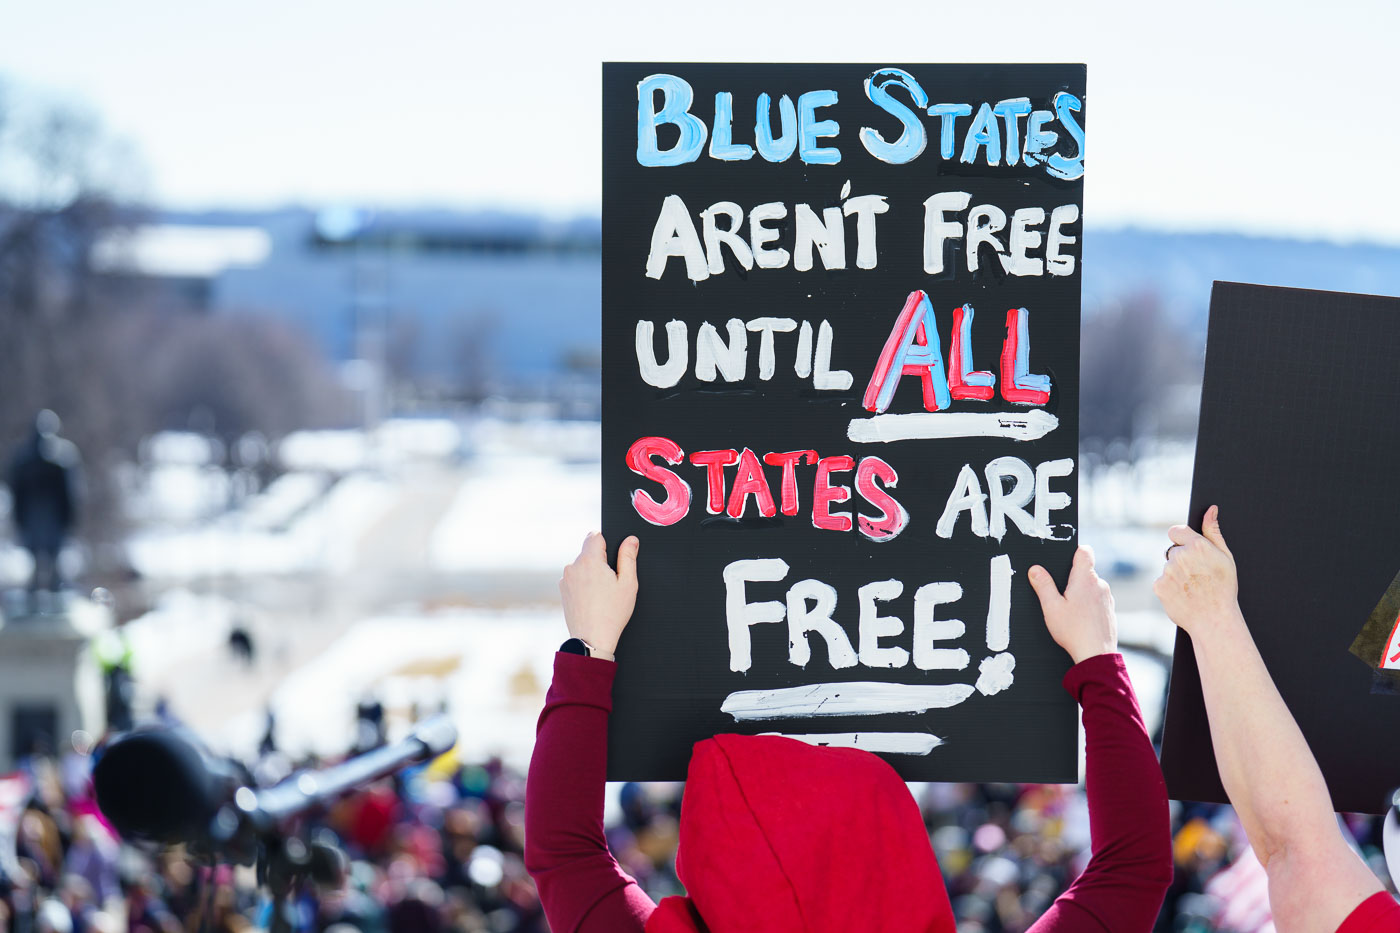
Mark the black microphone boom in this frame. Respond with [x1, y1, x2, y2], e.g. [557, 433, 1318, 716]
[93, 716, 458, 851]
[241, 715, 458, 831]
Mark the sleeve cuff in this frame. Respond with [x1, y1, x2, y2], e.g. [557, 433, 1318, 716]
[1062, 652, 1127, 702]
[551, 650, 619, 710]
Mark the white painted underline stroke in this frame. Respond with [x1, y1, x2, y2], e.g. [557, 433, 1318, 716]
[846, 409, 1059, 443]
[762, 732, 945, 755]
[721, 682, 976, 721]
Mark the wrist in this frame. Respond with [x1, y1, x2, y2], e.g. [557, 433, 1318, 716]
[561, 635, 617, 662]
[1070, 646, 1116, 665]
[1181, 604, 1247, 646]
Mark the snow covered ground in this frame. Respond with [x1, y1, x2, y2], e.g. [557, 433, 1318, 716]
[122, 589, 239, 684]
[125, 417, 600, 581]
[215, 608, 560, 767]
[428, 455, 600, 573]
[128, 473, 397, 578]
[1081, 443, 1195, 528]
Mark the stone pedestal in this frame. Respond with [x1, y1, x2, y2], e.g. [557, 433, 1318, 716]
[0, 596, 106, 767]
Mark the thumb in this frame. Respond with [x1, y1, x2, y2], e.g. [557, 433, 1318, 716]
[1027, 565, 1063, 607]
[1202, 505, 1231, 554]
[616, 535, 640, 586]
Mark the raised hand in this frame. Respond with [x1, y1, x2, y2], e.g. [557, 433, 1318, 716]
[559, 532, 640, 662]
[1028, 545, 1118, 664]
[1153, 505, 1240, 638]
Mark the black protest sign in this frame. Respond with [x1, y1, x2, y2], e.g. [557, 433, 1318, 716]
[602, 63, 1086, 781]
[1162, 282, 1400, 814]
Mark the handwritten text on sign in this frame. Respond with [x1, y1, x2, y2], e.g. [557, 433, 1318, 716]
[602, 63, 1084, 780]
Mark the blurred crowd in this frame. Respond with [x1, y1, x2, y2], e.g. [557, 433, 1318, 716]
[1, 721, 1396, 933]
[596, 777, 1397, 933]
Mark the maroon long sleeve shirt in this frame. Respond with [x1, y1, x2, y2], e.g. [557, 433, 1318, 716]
[525, 652, 1171, 932]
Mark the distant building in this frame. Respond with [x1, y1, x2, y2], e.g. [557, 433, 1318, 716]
[93, 208, 603, 411]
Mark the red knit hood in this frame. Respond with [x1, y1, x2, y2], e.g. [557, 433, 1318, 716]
[646, 734, 956, 933]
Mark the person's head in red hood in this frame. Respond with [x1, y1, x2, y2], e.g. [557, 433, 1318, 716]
[646, 732, 955, 933]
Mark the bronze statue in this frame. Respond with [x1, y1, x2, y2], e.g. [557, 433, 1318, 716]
[6, 411, 80, 601]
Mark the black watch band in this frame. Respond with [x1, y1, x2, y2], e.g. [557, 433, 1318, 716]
[560, 637, 591, 657]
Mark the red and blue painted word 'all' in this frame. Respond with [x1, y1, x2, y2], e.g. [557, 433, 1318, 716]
[863, 290, 1051, 413]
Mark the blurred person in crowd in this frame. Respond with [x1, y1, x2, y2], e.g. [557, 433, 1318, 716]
[93, 627, 136, 733]
[6, 410, 80, 604]
[205, 870, 256, 933]
[18, 808, 63, 890]
[62, 816, 120, 911]
[228, 624, 256, 667]
[356, 698, 387, 754]
[1159, 812, 1233, 929]
[524, 533, 1173, 932]
[56, 874, 96, 932]
[259, 709, 279, 759]
[1157, 506, 1400, 932]
[387, 876, 444, 933]
[33, 897, 73, 933]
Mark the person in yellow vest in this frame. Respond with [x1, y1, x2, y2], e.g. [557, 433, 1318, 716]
[92, 628, 134, 733]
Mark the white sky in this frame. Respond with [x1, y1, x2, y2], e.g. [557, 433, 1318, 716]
[3, 0, 1398, 243]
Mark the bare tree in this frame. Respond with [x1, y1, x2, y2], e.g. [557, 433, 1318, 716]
[1080, 293, 1199, 454]
[0, 82, 350, 570]
[385, 309, 422, 404]
[138, 311, 351, 442]
[0, 86, 152, 553]
[452, 310, 502, 403]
